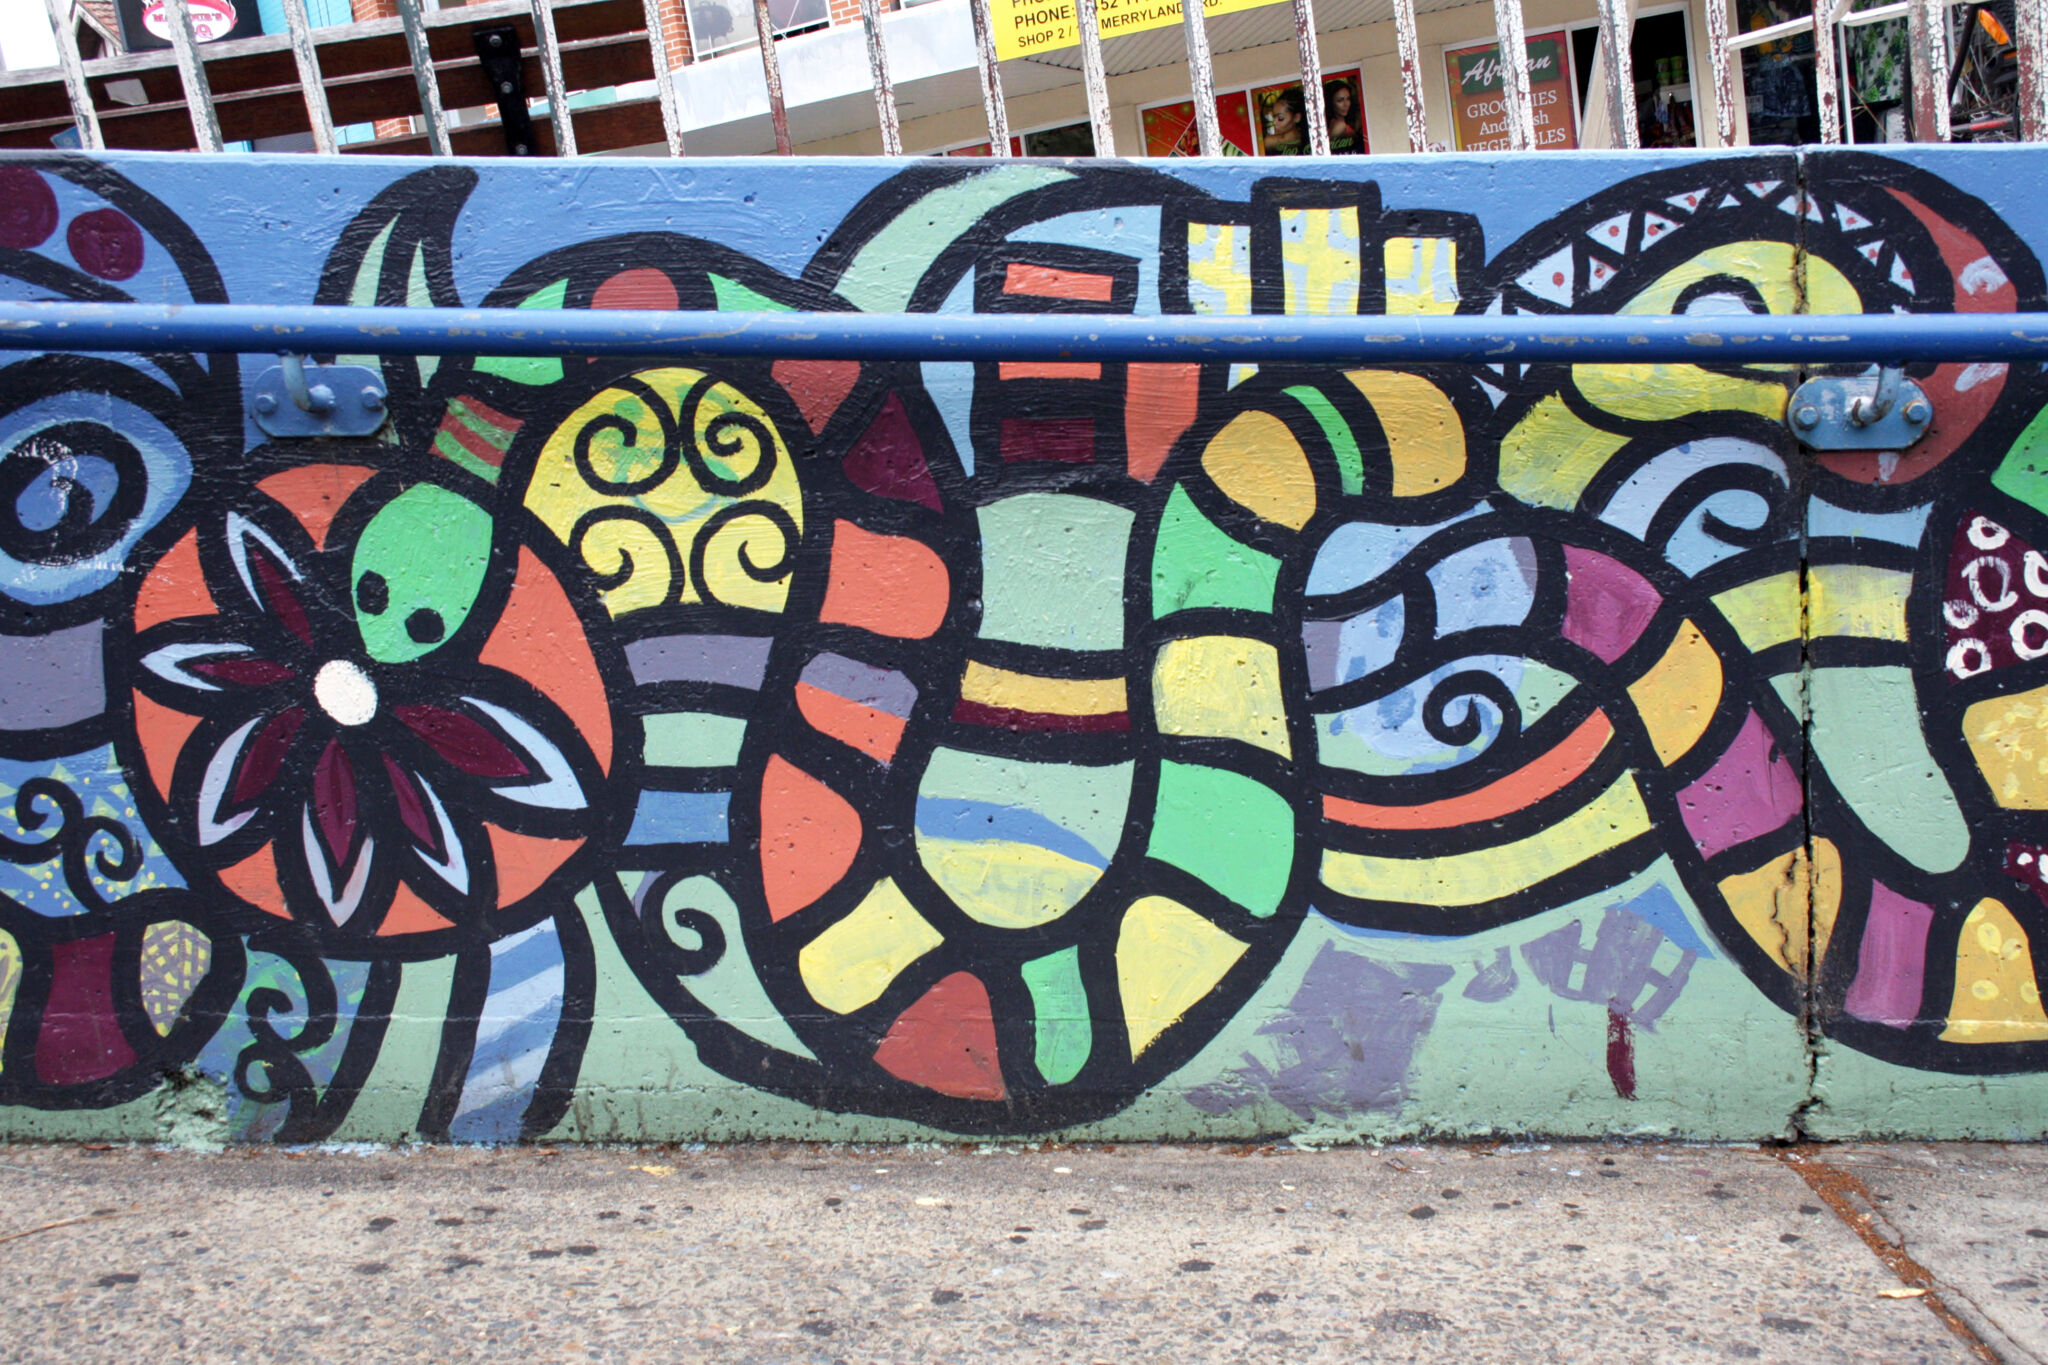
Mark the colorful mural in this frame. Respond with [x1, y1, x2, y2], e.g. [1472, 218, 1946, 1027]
[3, 148, 2048, 1141]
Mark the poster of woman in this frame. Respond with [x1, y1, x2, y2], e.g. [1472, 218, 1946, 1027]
[1324, 76, 1365, 153]
[1256, 84, 1309, 154]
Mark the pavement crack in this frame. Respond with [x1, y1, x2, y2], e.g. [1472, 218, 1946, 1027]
[1776, 1148, 2014, 1364]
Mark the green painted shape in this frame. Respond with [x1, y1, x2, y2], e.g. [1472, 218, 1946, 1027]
[1147, 760, 1293, 917]
[835, 165, 1075, 313]
[642, 712, 748, 767]
[476, 279, 568, 384]
[918, 747, 1133, 863]
[1991, 403, 2048, 516]
[1778, 666, 1967, 874]
[711, 274, 794, 313]
[627, 873, 815, 1059]
[352, 484, 494, 665]
[1284, 384, 1362, 495]
[977, 493, 1134, 651]
[326, 953, 457, 1143]
[1151, 482, 1279, 617]
[407, 247, 438, 387]
[1021, 947, 1091, 1085]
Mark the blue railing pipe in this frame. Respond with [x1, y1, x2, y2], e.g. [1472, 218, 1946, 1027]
[2, 301, 2048, 365]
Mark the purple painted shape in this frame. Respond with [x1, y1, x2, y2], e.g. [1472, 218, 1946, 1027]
[799, 651, 917, 719]
[1561, 545, 1662, 664]
[37, 934, 136, 1086]
[0, 621, 105, 730]
[626, 634, 773, 690]
[1677, 709, 1803, 859]
[1844, 884, 1935, 1028]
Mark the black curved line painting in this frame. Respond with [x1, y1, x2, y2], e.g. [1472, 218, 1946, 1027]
[1, 148, 2046, 1141]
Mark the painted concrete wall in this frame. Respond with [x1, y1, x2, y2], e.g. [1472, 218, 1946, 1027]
[1, 147, 2047, 1144]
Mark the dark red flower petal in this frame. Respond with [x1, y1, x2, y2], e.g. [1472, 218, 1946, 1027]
[192, 657, 297, 686]
[382, 755, 441, 854]
[232, 707, 305, 806]
[392, 704, 530, 779]
[250, 546, 313, 646]
[312, 739, 357, 866]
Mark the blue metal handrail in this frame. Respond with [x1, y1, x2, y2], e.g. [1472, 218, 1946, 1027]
[3, 301, 2048, 364]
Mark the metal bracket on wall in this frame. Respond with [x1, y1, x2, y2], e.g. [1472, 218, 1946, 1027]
[474, 25, 537, 157]
[1787, 364, 1933, 451]
[251, 355, 387, 439]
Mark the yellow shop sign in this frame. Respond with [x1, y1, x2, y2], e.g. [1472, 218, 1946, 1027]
[992, 0, 1285, 61]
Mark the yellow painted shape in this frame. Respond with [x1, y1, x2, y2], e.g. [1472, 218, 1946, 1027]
[1345, 371, 1465, 496]
[918, 836, 1104, 930]
[1153, 635, 1291, 757]
[798, 878, 943, 1014]
[1280, 206, 1361, 317]
[1964, 683, 2048, 809]
[1809, 564, 1911, 641]
[527, 368, 802, 618]
[1941, 898, 2048, 1042]
[1383, 237, 1459, 316]
[1627, 619, 1724, 765]
[1573, 245, 1861, 423]
[1186, 222, 1251, 316]
[1712, 572, 1803, 652]
[1201, 410, 1315, 531]
[0, 928, 16, 1074]
[1715, 840, 1842, 978]
[959, 661, 1127, 717]
[1116, 896, 1247, 1058]
[1498, 392, 1629, 510]
[1320, 773, 1652, 906]
[138, 920, 213, 1037]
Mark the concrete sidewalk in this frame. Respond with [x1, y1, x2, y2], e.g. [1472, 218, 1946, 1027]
[0, 1142, 2040, 1364]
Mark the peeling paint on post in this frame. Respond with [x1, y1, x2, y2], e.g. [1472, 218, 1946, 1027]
[753, 0, 794, 155]
[1391, 0, 1430, 152]
[860, 0, 903, 156]
[1491, 0, 1538, 151]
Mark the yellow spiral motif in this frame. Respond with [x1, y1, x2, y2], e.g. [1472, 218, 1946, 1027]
[526, 368, 803, 617]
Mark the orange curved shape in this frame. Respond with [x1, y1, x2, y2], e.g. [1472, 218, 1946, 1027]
[132, 530, 216, 632]
[131, 690, 199, 801]
[818, 521, 949, 640]
[479, 548, 613, 773]
[377, 881, 458, 935]
[219, 842, 289, 919]
[1323, 710, 1614, 832]
[759, 754, 862, 921]
[256, 464, 377, 551]
[486, 824, 583, 907]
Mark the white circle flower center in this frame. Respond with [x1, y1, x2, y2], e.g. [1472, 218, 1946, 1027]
[314, 659, 378, 726]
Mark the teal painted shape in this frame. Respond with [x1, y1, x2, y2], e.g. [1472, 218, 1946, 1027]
[632, 873, 815, 1059]
[834, 166, 1075, 313]
[1147, 760, 1294, 917]
[352, 484, 494, 665]
[1777, 667, 1968, 874]
[1021, 947, 1091, 1084]
[1992, 403, 2048, 517]
[977, 494, 1134, 651]
[1151, 483, 1279, 617]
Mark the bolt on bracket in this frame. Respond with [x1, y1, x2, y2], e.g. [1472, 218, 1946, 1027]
[1786, 364, 1933, 451]
[251, 355, 387, 438]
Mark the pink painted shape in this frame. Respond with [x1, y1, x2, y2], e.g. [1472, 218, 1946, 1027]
[1677, 710, 1803, 859]
[1561, 545, 1662, 664]
[1844, 884, 1935, 1028]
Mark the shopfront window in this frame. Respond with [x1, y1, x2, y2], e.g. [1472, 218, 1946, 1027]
[1569, 7, 1701, 148]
